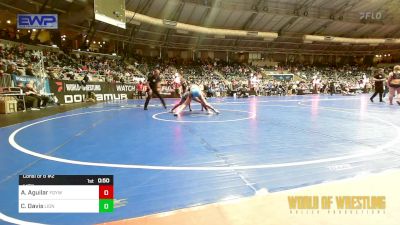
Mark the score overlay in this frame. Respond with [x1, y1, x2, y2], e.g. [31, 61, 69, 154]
[19, 175, 114, 213]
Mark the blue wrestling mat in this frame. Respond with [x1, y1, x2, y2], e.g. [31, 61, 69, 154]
[1, 95, 400, 224]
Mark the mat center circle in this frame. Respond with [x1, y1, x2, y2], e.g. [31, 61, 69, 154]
[152, 109, 256, 123]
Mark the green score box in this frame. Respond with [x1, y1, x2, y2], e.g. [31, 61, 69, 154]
[99, 199, 114, 213]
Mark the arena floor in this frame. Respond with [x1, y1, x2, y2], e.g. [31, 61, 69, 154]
[1, 94, 400, 225]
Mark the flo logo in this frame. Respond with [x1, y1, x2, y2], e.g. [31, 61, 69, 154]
[55, 82, 63, 92]
[360, 12, 383, 20]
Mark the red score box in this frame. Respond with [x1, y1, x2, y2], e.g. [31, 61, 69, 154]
[99, 185, 114, 199]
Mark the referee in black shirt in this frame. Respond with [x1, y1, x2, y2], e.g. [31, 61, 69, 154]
[144, 68, 167, 110]
[370, 69, 385, 103]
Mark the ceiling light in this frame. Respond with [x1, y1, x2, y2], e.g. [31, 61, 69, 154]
[176, 29, 189, 34]
[163, 19, 177, 27]
[247, 31, 258, 37]
[131, 20, 141, 26]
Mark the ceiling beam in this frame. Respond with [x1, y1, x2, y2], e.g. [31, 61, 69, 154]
[233, 0, 263, 46]
[195, 6, 212, 49]
[163, 1, 186, 45]
[127, 0, 155, 46]
[67, 22, 400, 56]
[278, 0, 320, 35]
[310, 0, 361, 35]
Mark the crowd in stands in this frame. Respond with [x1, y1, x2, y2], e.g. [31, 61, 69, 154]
[0, 41, 397, 111]
[0, 42, 144, 83]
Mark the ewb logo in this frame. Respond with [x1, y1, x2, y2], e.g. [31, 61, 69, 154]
[17, 14, 58, 29]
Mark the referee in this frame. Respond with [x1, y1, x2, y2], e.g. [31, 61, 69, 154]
[144, 68, 167, 110]
[370, 69, 385, 103]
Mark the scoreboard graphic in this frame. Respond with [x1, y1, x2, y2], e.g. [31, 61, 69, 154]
[18, 175, 114, 213]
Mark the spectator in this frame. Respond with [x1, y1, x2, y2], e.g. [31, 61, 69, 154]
[23, 82, 49, 109]
[18, 82, 40, 110]
[25, 63, 35, 76]
[0, 60, 6, 72]
[6, 63, 21, 76]
[81, 72, 90, 86]
[136, 81, 144, 99]
[387, 65, 400, 105]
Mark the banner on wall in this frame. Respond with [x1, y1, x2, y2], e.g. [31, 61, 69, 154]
[270, 74, 294, 81]
[49, 80, 136, 104]
[12, 75, 51, 94]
